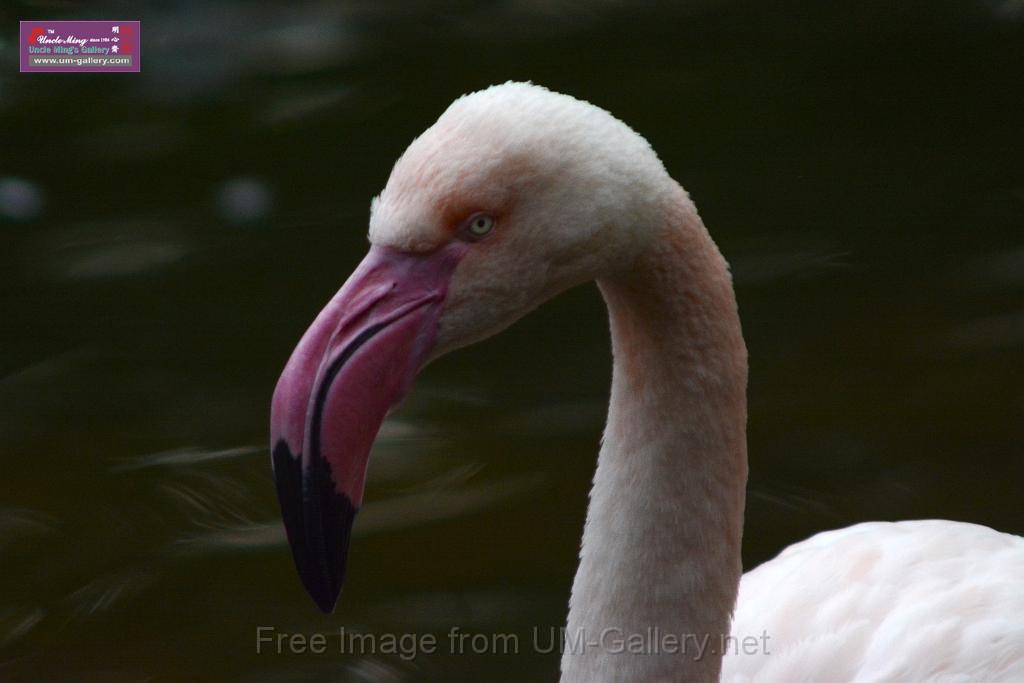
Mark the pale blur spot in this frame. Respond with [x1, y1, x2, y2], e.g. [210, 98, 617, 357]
[0, 177, 43, 221]
[217, 177, 273, 224]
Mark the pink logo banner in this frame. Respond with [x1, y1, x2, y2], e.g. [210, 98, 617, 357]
[20, 20, 140, 73]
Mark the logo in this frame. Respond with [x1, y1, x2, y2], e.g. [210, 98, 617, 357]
[20, 21, 141, 73]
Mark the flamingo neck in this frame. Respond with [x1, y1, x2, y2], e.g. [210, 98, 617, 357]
[561, 186, 748, 683]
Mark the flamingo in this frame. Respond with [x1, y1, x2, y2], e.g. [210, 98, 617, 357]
[270, 82, 1024, 682]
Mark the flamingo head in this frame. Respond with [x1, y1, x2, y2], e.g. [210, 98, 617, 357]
[270, 82, 672, 612]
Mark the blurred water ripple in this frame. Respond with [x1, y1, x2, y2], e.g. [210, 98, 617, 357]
[729, 249, 853, 286]
[74, 120, 192, 162]
[30, 221, 191, 281]
[0, 508, 55, 550]
[65, 569, 158, 619]
[0, 608, 45, 648]
[113, 445, 261, 472]
[942, 309, 1024, 351]
[344, 657, 408, 683]
[494, 399, 605, 437]
[970, 246, 1024, 288]
[258, 85, 352, 127]
[370, 589, 548, 630]
[171, 471, 543, 554]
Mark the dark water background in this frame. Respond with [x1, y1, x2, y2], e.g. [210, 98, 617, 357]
[2, 1, 1023, 680]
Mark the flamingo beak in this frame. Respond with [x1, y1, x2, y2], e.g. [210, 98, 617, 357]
[270, 242, 466, 612]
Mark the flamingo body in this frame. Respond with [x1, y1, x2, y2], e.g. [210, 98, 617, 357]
[270, 82, 1024, 681]
[726, 520, 1024, 681]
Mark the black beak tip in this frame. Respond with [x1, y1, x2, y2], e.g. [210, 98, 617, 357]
[272, 440, 359, 614]
[295, 497, 355, 614]
[306, 575, 343, 614]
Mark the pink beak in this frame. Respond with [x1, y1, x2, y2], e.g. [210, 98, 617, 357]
[270, 242, 466, 612]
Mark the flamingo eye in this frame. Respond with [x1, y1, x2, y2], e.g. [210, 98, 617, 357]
[463, 213, 495, 240]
